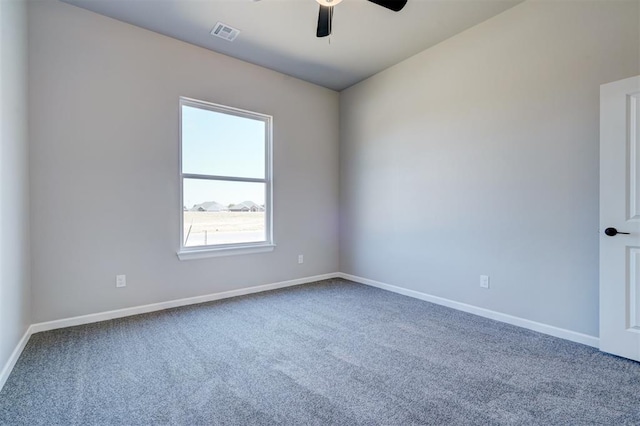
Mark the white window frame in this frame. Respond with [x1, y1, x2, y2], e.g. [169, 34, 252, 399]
[177, 97, 274, 260]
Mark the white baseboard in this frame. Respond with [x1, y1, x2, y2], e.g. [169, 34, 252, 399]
[1, 273, 338, 392]
[338, 272, 600, 348]
[30, 272, 340, 334]
[1, 270, 599, 394]
[0, 325, 33, 392]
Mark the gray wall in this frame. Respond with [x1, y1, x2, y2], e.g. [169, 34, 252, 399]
[29, 1, 340, 323]
[340, 0, 640, 337]
[1, 0, 31, 369]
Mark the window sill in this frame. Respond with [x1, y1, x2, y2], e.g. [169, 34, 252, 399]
[177, 243, 275, 261]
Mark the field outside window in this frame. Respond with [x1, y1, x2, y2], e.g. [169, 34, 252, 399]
[179, 98, 272, 254]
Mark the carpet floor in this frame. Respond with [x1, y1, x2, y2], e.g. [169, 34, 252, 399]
[1, 278, 639, 425]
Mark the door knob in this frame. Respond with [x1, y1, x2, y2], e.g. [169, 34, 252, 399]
[605, 227, 630, 236]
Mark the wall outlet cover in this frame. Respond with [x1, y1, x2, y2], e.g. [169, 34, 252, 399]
[116, 275, 126, 288]
[480, 275, 490, 289]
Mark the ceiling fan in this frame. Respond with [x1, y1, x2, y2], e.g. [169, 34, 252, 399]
[315, 0, 408, 38]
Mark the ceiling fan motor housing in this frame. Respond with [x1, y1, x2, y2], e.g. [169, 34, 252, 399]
[316, 0, 408, 38]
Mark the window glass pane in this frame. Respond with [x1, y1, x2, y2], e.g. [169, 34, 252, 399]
[183, 178, 266, 247]
[182, 105, 266, 179]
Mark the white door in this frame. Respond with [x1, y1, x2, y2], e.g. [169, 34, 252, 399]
[600, 75, 640, 361]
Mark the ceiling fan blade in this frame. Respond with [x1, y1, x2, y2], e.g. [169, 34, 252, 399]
[366, 0, 407, 12]
[316, 5, 333, 38]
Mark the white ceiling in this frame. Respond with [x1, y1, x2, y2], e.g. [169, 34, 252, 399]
[61, 0, 523, 91]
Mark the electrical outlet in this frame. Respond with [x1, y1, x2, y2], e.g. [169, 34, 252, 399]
[116, 274, 126, 288]
[298, 255, 304, 264]
[480, 275, 490, 289]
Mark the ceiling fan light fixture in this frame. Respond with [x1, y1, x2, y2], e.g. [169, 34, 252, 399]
[315, 0, 343, 6]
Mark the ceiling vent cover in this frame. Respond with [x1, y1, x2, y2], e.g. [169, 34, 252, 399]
[210, 22, 240, 42]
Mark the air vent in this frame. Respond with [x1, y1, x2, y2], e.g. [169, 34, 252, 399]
[210, 22, 240, 42]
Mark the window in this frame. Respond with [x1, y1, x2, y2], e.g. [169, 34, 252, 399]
[178, 97, 273, 260]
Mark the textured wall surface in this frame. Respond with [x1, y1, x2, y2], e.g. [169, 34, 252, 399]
[0, 0, 31, 375]
[340, 0, 640, 337]
[29, 1, 340, 322]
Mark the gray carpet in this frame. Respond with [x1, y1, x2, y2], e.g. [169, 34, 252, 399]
[1, 278, 640, 425]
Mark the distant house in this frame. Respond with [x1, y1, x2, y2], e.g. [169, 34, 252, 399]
[229, 201, 265, 212]
[189, 201, 228, 212]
